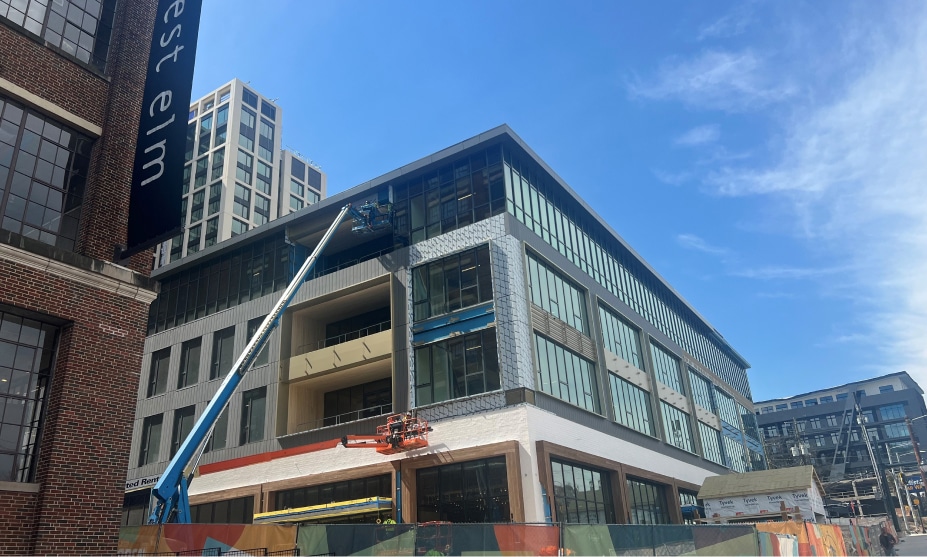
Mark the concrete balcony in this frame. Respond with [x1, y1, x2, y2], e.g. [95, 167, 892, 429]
[288, 329, 392, 382]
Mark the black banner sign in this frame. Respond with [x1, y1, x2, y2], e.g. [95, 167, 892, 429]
[124, 0, 203, 257]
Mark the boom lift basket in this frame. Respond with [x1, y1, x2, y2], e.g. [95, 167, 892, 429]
[341, 414, 432, 455]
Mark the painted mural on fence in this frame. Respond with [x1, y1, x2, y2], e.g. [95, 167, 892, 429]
[297, 523, 560, 556]
[118, 524, 297, 554]
[117, 518, 893, 556]
[561, 524, 758, 556]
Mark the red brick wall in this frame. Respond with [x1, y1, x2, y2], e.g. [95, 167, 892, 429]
[0, 256, 149, 554]
[75, 0, 159, 273]
[0, 490, 38, 554]
[0, 0, 160, 553]
[0, 0, 157, 273]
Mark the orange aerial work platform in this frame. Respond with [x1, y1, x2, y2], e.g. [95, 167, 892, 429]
[341, 414, 433, 455]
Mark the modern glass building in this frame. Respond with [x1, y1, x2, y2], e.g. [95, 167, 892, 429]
[125, 125, 764, 526]
[153, 79, 326, 268]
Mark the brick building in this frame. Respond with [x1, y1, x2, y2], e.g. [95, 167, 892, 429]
[0, 0, 161, 554]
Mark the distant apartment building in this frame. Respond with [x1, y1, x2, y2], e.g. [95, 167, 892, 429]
[756, 371, 927, 482]
[125, 125, 765, 528]
[0, 1, 161, 553]
[154, 79, 326, 267]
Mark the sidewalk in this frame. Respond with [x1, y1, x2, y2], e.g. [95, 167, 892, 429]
[896, 533, 927, 556]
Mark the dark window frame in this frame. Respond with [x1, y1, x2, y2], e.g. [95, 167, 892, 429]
[239, 386, 266, 445]
[210, 326, 235, 380]
[177, 338, 201, 389]
[146, 347, 171, 397]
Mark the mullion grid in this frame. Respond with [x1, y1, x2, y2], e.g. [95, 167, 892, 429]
[503, 147, 751, 399]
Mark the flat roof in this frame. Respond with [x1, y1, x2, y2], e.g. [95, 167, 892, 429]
[755, 371, 921, 405]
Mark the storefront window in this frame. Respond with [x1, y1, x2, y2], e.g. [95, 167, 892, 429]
[550, 459, 615, 524]
[417, 456, 509, 523]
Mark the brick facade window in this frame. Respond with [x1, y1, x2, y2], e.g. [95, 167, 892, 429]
[0, 0, 118, 71]
[0, 309, 58, 482]
[0, 95, 93, 252]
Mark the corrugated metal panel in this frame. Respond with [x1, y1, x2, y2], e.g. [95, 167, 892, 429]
[130, 255, 402, 479]
[530, 305, 597, 361]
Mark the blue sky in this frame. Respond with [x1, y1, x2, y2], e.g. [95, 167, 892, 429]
[190, 1, 927, 401]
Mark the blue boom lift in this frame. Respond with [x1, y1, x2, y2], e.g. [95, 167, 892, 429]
[147, 202, 390, 525]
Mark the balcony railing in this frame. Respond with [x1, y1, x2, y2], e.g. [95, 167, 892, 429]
[310, 246, 395, 279]
[296, 321, 390, 355]
[294, 403, 392, 434]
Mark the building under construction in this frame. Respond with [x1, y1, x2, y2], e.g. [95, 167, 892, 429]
[756, 371, 927, 521]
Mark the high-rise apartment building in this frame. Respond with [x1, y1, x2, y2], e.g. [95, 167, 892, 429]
[125, 125, 764, 527]
[154, 79, 326, 268]
[0, 1, 162, 554]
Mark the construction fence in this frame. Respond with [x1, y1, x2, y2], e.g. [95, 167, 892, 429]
[119, 518, 894, 556]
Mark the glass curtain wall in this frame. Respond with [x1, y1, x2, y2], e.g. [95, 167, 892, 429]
[688, 368, 715, 412]
[609, 374, 654, 436]
[534, 334, 599, 413]
[148, 233, 292, 334]
[660, 402, 695, 453]
[723, 435, 748, 473]
[698, 422, 725, 466]
[502, 144, 750, 399]
[650, 343, 685, 395]
[526, 252, 589, 334]
[390, 147, 507, 247]
[412, 244, 493, 322]
[599, 306, 643, 369]
[414, 329, 500, 405]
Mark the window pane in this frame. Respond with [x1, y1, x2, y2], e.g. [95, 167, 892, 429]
[534, 334, 599, 413]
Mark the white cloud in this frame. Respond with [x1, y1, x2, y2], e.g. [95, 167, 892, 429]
[652, 169, 693, 186]
[627, 50, 798, 112]
[755, 291, 798, 299]
[675, 125, 720, 146]
[697, 4, 754, 41]
[676, 233, 730, 256]
[732, 266, 846, 280]
[700, 6, 927, 384]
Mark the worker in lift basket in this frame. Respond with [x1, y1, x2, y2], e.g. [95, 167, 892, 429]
[388, 415, 404, 447]
[402, 412, 414, 437]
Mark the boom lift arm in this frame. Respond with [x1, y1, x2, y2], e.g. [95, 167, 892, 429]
[148, 203, 384, 524]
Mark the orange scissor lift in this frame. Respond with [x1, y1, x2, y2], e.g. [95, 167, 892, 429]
[341, 414, 433, 455]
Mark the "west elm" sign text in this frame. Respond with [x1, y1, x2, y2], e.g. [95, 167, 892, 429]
[125, 0, 203, 256]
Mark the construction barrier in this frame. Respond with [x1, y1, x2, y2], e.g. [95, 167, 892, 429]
[118, 524, 298, 555]
[118, 518, 897, 556]
[559, 524, 757, 556]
